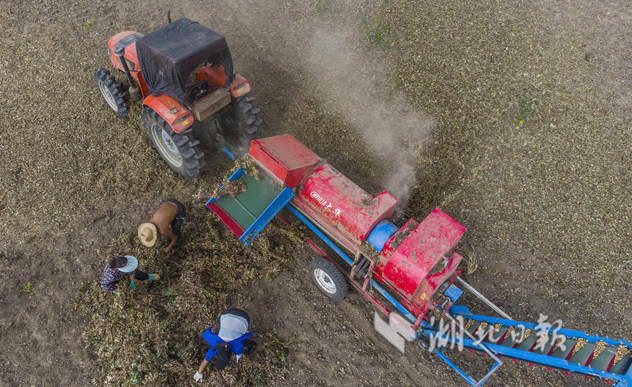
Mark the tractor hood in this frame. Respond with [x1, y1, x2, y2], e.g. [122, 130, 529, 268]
[136, 17, 234, 105]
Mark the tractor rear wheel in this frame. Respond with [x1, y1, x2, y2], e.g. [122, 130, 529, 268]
[221, 93, 263, 137]
[308, 257, 348, 301]
[93, 68, 129, 118]
[142, 107, 205, 179]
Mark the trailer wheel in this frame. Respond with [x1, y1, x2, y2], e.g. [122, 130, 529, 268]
[142, 107, 205, 179]
[93, 68, 129, 118]
[308, 257, 348, 301]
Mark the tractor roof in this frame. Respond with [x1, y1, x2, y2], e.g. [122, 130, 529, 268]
[136, 18, 234, 105]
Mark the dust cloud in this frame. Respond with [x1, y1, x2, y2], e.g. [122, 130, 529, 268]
[302, 27, 434, 205]
[192, 1, 435, 205]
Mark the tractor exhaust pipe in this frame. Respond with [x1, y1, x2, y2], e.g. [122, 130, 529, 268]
[116, 53, 141, 102]
[113, 39, 140, 101]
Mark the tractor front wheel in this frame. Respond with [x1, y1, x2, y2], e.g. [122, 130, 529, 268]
[93, 68, 129, 118]
[142, 107, 205, 179]
[308, 257, 348, 301]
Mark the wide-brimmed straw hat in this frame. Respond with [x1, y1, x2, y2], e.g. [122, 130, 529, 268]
[138, 223, 158, 247]
[118, 255, 138, 273]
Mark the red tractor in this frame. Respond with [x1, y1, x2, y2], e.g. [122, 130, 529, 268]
[93, 17, 262, 179]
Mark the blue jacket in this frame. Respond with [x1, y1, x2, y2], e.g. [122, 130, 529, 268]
[201, 327, 254, 361]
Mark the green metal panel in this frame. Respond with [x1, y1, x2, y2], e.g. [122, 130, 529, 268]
[216, 174, 282, 230]
[611, 352, 632, 374]
[551, 338, 576, 359]
[568, 342, 596, 366]
[590, 348, 616, 372]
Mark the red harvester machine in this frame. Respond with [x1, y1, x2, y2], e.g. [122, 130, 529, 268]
[206, 134, 632, 386]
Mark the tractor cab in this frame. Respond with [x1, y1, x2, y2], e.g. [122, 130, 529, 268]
[135, 17, 234, 107]
[136, 18, 244, 125]
[95, 17, 262, 180]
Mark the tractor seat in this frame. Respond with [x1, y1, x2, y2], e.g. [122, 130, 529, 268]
[114, 32, 144, 57]
[186, 80, 211, 103]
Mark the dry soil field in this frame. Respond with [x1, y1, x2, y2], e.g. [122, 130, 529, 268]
[0, 0, 630, 386]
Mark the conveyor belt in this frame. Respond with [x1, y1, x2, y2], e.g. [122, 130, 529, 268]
[421, 306, 632, 386]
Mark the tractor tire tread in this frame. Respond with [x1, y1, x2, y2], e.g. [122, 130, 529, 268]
[94, 68, 129, 118]
[245, 115, 257, 125]
[239, 102, 253, 114]
[218, 92, 263, 138]
[245, 125, 260, 135]
[175, 137, 189, 147]
[142, 107, 205, 179]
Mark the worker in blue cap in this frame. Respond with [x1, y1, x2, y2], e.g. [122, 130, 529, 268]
[99, 255, 159, 294]
[194, 308, 257, 382]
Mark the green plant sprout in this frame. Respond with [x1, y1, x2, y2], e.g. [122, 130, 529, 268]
[20, 282, 34, 294]
[516, 96, 540, 126]
[363, 0, 399, 46]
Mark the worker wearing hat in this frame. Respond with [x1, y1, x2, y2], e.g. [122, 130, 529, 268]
[138, 199, 186, 253]
[99, 255, 159, 293]
[194, 308, 257, 382]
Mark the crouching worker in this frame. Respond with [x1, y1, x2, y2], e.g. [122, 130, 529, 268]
[99, 255, 159, 294]
[194, 308, 257, 382]
[138, 199, 186, 253]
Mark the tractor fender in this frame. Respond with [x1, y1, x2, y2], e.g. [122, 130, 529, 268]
[143, 95, 194, 133]
[230, 74, 252, 98]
